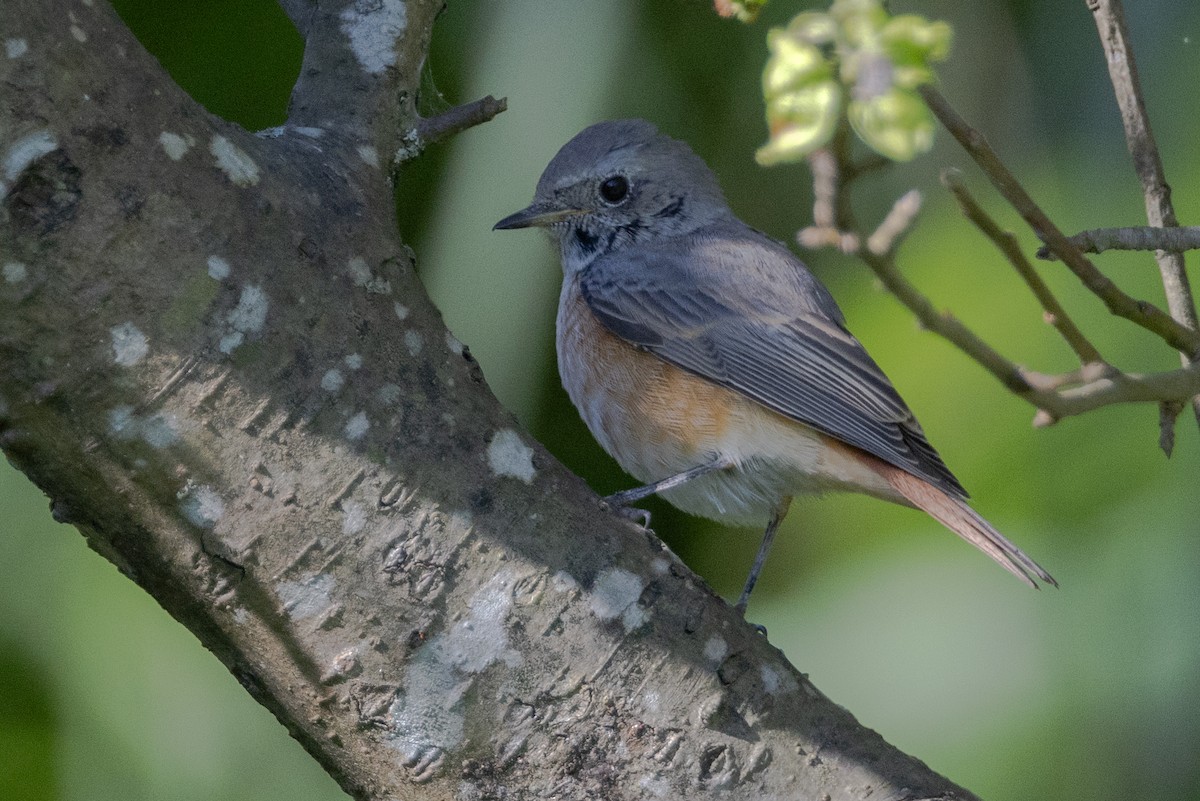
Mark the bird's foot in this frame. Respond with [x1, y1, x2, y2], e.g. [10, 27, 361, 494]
[600, 495, 652, 530]
[733, 600, 769, 636]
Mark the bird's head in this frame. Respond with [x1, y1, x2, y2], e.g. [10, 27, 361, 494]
[494, 119, 732, 273]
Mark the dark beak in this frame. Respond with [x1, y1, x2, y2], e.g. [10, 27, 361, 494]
[494, 202, 584, 230]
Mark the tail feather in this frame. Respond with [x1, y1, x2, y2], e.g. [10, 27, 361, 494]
[882, 466, 1057, 589]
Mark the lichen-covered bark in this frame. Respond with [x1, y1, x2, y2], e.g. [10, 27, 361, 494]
[0, 1, 979, 799]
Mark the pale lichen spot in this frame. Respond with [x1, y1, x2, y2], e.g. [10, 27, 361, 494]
[277, 573, 336, 620]
[651, 557, 670, 575]
[445, 331, 464, 356]
[339, 0, 407, 75]
[3, 130, 58, 195]
[344, 353, 363, 370]
[109, 405, 181, 449]
[345, 410, 370, 441]
[321, 368, 345, 392]
[376, 383, 401, 405]
[638, 775, 670, 798]
[703, 635, 728, 665]
[389, 570, 517, 763]
[551, 570, 579, 593]
[760, 663, 798, 696]
[218, 332, 244, 354]
[589, 567, 648, 632]
[232, 607, 249, 625]
[3, 261, 28, 283]
[228, 285, 268, 333]
[206, 254, 231, 280]
[218, 284, 267, 353]
[158, 131, 194, 161]
[357, 144, 380, 168]
[209, 134, 261, 187]
[5, 38, 29, 59]
[393, 130, 421, 164]
[346, 257, 389, 293]
[140, 413, 180, 448]
[181, 484, 225, 529]
[108, 405, 137, 440]
[294, 126, 324, 139]
[486, 429, 535, 484]
[393, 302, 410, 321]
[110, 322, 149, 366]
[342, 501, 367, 535]
[348, 256, 371, 286]
[404, 329, 424, 357]
[70, 25, 87, 43]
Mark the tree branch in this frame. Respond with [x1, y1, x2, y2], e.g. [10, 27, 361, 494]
[797, 130, 1200, 427]
[1037, 226, 1200, 260]
[1087, 0, 1200, 427]
[919, 84, 1200, 359]
[0, 1, 983, 799]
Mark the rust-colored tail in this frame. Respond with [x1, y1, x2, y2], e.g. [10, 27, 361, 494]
[882, 466, 1057, 589]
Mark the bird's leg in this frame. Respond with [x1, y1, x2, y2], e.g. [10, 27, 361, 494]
[734, 498, 792, 616]
[603, 456, 732, 507]
[602, 456, 732, 527]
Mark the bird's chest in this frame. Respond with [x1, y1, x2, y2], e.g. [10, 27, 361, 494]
[555, 278, 736, 480]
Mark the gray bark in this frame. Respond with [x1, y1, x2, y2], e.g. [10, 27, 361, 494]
[0, 1, 979, 799]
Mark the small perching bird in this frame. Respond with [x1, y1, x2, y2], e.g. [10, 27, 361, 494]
[495, 119, 1054, 613]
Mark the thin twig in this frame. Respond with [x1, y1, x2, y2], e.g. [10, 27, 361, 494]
[412, 95, 507, 150]
[867, 190, 922, 256]
[805, 133, 1200, 427]
[941, 170, 1104, 364]
[1037, 226, 1200, 260]
[919, 84, 1200, 359]
[1159, 400, 1182, 456]
[853, 244, 1200, 423]
[1088, 0, 1200, 433]
[799, 149, 859, 252]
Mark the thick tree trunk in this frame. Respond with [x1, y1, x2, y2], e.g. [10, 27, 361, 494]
[0, 1, 979, 798]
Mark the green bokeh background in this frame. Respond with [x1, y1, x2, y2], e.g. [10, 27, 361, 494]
[4, 1, 1200, 799]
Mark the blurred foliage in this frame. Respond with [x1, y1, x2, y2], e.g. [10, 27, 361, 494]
[4, 1, 1200, 800]
[757, 0, 951, 164]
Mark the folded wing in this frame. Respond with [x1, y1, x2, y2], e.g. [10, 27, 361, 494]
[580, 226, 968, 499]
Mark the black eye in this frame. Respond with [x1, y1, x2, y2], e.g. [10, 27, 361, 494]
[598, 175, 629, 204]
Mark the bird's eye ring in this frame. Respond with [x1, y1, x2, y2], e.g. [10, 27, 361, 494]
[598, 175, 629, 205]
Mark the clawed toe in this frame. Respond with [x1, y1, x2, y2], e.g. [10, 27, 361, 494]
[601, 496, 652, 530]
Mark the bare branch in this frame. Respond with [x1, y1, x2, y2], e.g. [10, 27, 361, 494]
[942, 171, 1104, 364]
[1088, 0, 1200, 431]
[1040, 361, 1200, 420]
[919, 84, 1200, 359]
[1037, 226, 1200, 260]
[798, 149, 860, 252]
[404, 95, 508, 161]
[867, 189, 922, 256]
[801, 140, 1200, 426]
[1159, 400, 1183, 456]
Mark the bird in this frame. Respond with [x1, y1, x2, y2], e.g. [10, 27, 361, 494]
[494, 118, 1055, 613]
